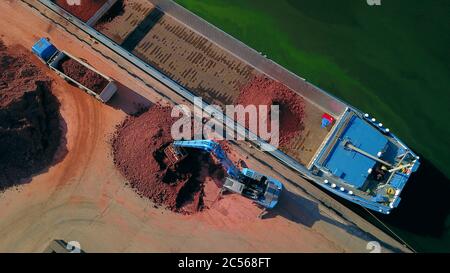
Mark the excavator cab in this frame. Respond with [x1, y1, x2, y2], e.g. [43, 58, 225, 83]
[164, 144, 188, 166]
[223, 177, 245, 195]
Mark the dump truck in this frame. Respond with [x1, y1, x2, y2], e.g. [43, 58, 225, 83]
[32, 38, 117, 103]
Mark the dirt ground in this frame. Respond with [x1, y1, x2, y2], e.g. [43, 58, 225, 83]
[0, 0, 401, 253]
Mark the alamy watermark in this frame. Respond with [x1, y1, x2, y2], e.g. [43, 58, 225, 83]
[170, 97, 280, 151]
[366, 0, 381, 6]
[66, 0, 81, 6]
[66, 241, 81, 253]
[366, 241, 382, 253]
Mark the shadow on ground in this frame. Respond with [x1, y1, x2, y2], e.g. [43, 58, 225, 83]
[0, 114, 68, 192]
[108, 82, 153, 115]
[262, 187, 403, 252]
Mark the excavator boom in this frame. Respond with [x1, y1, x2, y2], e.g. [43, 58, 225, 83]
[164, 140, 283, 209]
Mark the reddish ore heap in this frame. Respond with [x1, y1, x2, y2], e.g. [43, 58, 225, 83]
[59, 58, 109, 94]
[112, 105, 224, 214]
[55, 0, 108, 22]
[0, 41, 62, 190]
[236, 75, 305, 146]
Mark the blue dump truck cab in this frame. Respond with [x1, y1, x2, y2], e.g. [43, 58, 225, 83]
[32, 38, 58, 63]
[310, 108, 420, 214]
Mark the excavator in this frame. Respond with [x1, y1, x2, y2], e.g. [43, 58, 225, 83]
[164, 140, 283, 211]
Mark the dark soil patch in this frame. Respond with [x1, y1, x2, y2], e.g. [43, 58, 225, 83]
[0, 40, 62, 190]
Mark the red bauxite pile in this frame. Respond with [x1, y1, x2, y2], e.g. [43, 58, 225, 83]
[235, 75, 305, 146]
[0, 41, 62, 189]
[112, 105, 224, 214]
[59, 58, 108, 94]
[55, 0, 107, 22]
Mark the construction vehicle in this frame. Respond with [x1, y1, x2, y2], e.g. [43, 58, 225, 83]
[164, 140, 283, 210]
[43, 240, 85, 253]
[31, 38, 117, 103]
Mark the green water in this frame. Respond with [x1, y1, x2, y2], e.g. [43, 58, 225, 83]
[175, 0, 450, 252]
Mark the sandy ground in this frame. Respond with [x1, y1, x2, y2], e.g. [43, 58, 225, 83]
[0, 0, 403, 253]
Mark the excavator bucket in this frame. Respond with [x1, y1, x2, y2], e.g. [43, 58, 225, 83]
[164, 143, 187, 166]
